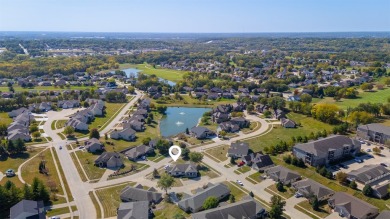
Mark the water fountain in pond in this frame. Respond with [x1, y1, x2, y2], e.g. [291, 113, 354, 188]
[176, 121, 184, 126]
[179, 112, 185, 115]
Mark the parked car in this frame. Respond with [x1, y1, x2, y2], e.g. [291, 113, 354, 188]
[359, 140, 365, 144]
[79, 146, 84, 149]
[59, 146, 62, 150]
[380, 163, 388, 167]
[379, 146, 384, 150]
[366, 142, 371, 146]
[5, 169, 15, 177]
[354, 158, 363, 163]
[237, 161, 245, 167]
[236, 180, 243, 186]
[295, 192, 303, 198]
[366, 149, 371, 152]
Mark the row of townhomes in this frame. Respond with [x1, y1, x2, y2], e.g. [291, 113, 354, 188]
[7, 107, 33, 141]
[65, 99, 105, 131]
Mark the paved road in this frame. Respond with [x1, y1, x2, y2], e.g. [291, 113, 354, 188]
[41, 91, 143, 219]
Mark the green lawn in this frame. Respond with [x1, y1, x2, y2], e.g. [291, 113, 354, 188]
[223, 181, 246, 201]
[236, 165, 251, 174]
[199, 163, 220, 179]
[74, 151, 106, 181]
[296, 200, 331, 219]
[266, 184, 294, 199]
[152, 94, 237, 108]
[0, 85, 93, 92]
[95, 183, 135, 217]
[21, 149, 65, 198]
[244, 112, 334, 152]
[246, 172, 263, 184]
[314, 87, 390, 109]
[242, 121, 261, 134]
[46, 207, 71, 217]
[70, 152, 88, 182]
[204, 145, 229, 162]
[0, 148, 43, 187]
[0, 112, 12, 126]
[56, 120, 67, 129]
[52, 149, 73, 201]
[153, 202, 190, 219]
[89, 192, 102, 219]
[129, 63, 187, 83]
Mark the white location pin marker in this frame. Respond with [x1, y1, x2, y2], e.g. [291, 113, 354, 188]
[169, 145, 181, 162]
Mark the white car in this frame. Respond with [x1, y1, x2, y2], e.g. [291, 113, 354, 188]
[236, 180, 243, 186]
[366, 149, 371, 152]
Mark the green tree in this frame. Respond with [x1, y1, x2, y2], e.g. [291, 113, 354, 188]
[157, 173, 175, 194]
[89, 128, 100, 139]
[29, 125, 39, 133]
[311, 196, 319, 211]
[189, 152, 204, 163]
[268, 96, 286, 110]
[156, 139, 170, 155]
[142, 137, 151, 145]
[269, 195, 285, 219]
[172, 213, 185, 219]
[311, 103, 340, 124]
[336, 171, 348, 184]
[276, 181, 284, 192]
[229, 194, 235, 203]
[15, 138, 26, 153]
[300, 93, 312, 103]
[7, 140, 16, 153]
[32, 131, 41, 140]
[349, 180, 357, 190]
[247, 104, 254, 113]
[202, 196, 219, 210]
[362, 185, 373, 196]
[372, 147, 381, 155]
[64, 126, 75, 137]
[181, 147, 190, 160]
[360, 83, 374, 91]
[156, 105, 167, 114]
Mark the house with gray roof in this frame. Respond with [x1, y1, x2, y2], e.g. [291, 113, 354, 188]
[84, 138, 103, 153]
[58, 100, 80, 109]
[10, 199, 45, 219]
[217, 121, 240, 133]
[94, 152, 123, 168]
[357, 123, 390, 144]
[230, 117, 249, 128]
[190, 126, 215, 139]
[191, 199, 267, 219]
[166, 162, 198, 178]
[265, 165, 301, 185]
[328, 192, 379, 219]
[293, 135, 361, 167]
[120, 185, 162, 204]
[110, 128, 136, 141]
[227, 142, 249, 158]
[122, 144, 154, 161]
[292, 179, 334, 201]
[117, 201, 152, 219]
[178, 183, 230, 213]
[281, 118, 296, 128]
[243, 153, 275, 171]
[376, 210, 390, 219]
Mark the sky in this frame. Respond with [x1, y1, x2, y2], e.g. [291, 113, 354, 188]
[0, 0, 389, 33]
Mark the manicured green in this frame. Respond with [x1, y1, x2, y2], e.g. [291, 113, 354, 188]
[296, 200, 331, 219]
[204, 145, 229, 162]
[266, 184, 294, 199]
[74, 151, 106, 180]
[244, 113, 334, 152]
[129, 63, 187, 82]
[95, 183, 136, 217]
[46, 207, 70, 217]
[0, 112, 12, 126]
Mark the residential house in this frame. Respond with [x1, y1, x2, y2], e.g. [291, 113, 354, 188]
[230, 117, 249, 128]
[265, 165, 301, 185]
[227, 142, 249, 158]
[191, 199, 267, 219]
[217, 121, 240, 133]
[84, 138, 103, 153]
[8, 107, 30, 118]
[123, 119, 145, 132]
[117, 201, 152, 219]
[190, 126, 215, 139]
[293, 135, 361, 167]
[273, 109, 285, 120]
[212, 112, 230, 123]
[94, 152, 123, 168]
[281, 118, 296, 128]
[65, 118, 89, 131]
[110, 128, 136, 141]
[232, 102, 246, 112]
[292, 179, 334, 201]
[256, 104, 268, 114]
[357, 123, 390, 144]
[7, 129, 31, 141]
[328, 192, 379, 219]
[122, 144, 154, 161]
[138, 99, 151, 111]
[243, 153, 274, 171]
[178, 183, 230, 213]
[10, 199, 45, 219]
[376, 211, 390, 219]
[347, 165, 390, 198]
[120, 185, 162, 204]
[58, 100, 80, 109]
[166, 162, 198, 178]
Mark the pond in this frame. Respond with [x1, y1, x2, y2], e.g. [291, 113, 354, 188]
[116, 68, 176, 86]
[159, 107, 211, 137]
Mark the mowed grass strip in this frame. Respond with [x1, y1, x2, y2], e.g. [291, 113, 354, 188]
[74, 151, 106, 181]
[89, 191, 102, 219]
[52, 148, 73, 201]
[244, 112, 334, 152]
[204, 145, 229, 162]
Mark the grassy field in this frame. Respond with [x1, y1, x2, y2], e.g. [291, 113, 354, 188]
[153, 202, 190, 219]
[129, 63, 187, 83]
[223, 181, 247, 201]
[46, 207, 71, 217]
[89, 192, 102, 219]
[95, 183, 135, 217]
[244, 112, 334, 152]
[0, 85, 92, 92]
[242, 121, 261, 134]
[21, 149, 65, 195]
[52, 149, 73, 201]
[204, 145, 229, 162]
[0, 112, 12, 126]
[0, 148, 43, 187]
[70, 152, 88, 182]
[199, 163, 220, 179]
[152, 94, 237, 108]
[314, 87, 390, 109]
[236, 165, 252, 174]
[272, 157, 389, 211]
